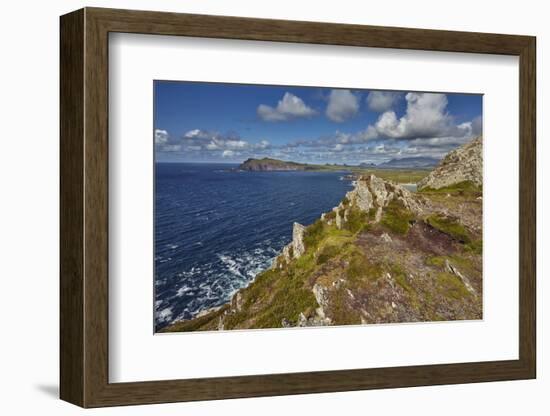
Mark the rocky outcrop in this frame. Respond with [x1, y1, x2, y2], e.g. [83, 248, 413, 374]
[417, 136, 482, 191]
[273, 222, 306, 268]
[292, 222, 306, 258]
[327, 174, 423, 228]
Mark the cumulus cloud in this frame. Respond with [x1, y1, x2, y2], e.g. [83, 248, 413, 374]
[155, 128, 272, 160]
[257, 92, 317, 122]
[184, 129, 210, 139]
[326, 89, 360, 122]
[370, 93, 474, 141]
[155, 129, 169, 144]
[280, 92, 481, 163]
[366, 91, 401, 112]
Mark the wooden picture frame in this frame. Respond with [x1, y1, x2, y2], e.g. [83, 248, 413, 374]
[60, 7, 536, 408]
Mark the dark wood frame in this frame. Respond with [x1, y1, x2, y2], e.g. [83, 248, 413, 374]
[60, 7, 536, 408]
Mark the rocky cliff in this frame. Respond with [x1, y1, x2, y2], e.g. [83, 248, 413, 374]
[163, 137, 483, 332]
[417, 136, 482, 191]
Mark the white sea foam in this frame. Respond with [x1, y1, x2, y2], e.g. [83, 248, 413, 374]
[156, 307, 173, 322]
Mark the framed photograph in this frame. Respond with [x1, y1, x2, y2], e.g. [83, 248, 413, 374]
[60, 7, 536, 408]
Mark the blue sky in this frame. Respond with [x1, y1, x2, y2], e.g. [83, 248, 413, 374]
[154, 81, 482, 164]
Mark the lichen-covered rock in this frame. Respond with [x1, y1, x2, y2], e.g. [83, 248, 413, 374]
[292, 222, 306, 258]
[335, 209, 343, 229]
[344, 174, 423, 221]
[232, 291, 244, 312]
[313, 283, 329, 309]
[417, 136, 482, 191]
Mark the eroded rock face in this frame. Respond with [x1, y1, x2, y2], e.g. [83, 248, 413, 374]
[341, 174, 423, 221]
[292, 222, 306, 258]
[417, 136, 482, 191]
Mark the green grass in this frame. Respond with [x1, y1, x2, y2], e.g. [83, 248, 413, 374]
[253, 287, 318, 328]
[346, 251, 383, 285]
[425, 256, 446, 268]
[317, 244, 342, 264]
[327, 286, 362, 325]
[344, 207, 370, 234]
[394, 269, 413, 294]
[303, 219, 325, 249]
[389, 263, 421, 311]
[324, 211, 336, 220]
[161, 305, 228, 332]
[359, 169, 429, 183]
[437, 272, 470, 300]
[381, 200, 415, 234]
[465, 239, 483, 254]
[420, 180, 482, 195]
[426, 214, 471, 243]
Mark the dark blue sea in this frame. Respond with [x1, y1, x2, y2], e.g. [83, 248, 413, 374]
[154, 163, 353, 330]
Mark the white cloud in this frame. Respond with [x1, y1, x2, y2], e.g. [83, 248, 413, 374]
[224, 139, 248, 149]
[155, 128, 273, 160]
[366, 91, 401, 112]
[326, 89, 359, 122]
[257, 92, 317, 122]
[257, 139, 270, 149]
[155, 129, 169, 144]
[160, 144, 182, 152]
[373, 93, 455, 140]
[184, 129, 210, 139]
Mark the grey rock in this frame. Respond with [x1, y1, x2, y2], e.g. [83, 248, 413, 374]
[418, 136, 482, 191]
[292, 222, 306, 258]
[345, 174, 423, 221]
[313, 283, 330, 308]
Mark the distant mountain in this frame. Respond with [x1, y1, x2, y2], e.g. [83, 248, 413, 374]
[377, 156, 440, 169]
[359, 162, 377, 168]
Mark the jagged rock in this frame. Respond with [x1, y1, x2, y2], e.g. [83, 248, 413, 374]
[313, 283, 329, 308]
[297, 312, 308, 327]
[348, 178, 374, 211]
[232, 292, 243, 312]
[335, 209, 343, 229]
[309, 315, 331, 326]
[417, 136, 482, 191]
[282, 244, 292, 263]
[345, 174, 423, 221]
[292, 222, 306, 258]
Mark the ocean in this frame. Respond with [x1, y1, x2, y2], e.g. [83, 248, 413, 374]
[154, 163, 354, 330]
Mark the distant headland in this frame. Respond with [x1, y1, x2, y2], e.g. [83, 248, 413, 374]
[238, 156, 439, 172]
